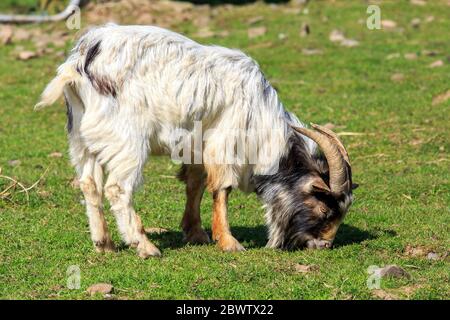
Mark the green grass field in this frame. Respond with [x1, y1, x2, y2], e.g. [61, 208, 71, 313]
[0, 0, 449, 299]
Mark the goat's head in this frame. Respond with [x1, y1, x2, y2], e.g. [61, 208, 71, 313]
[255, 124, 358, 250]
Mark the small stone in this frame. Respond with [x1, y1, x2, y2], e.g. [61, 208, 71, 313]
[8, 159, 21, 167]
[329, 29, 345, 42]
[87, 283, 113, 296]
[379, 265, 411, 279]
[340, 39, 359, 47]
[278, 33, 287, 40]
[411, 18, 421, 28]
[0, 25, 13, 45]
[391, 73, 405, 82]
[300, 23, 310, 37]
[422, 50, 439, 56]
[382, 20, 397, 29]
[404, 53, 418, 60]
[246, 16, 263, 25]
[17, 50, 37, 60]
[302, 48, 323, 56]
[427, 252, 439, 260]
[294, 264, 319, 273]
[410, 0, 427, 5]
[49, 152, 63, 158]
[248, 26, 267, 39]
[429, 60, 444, 68]
[386, 53, 401, 60]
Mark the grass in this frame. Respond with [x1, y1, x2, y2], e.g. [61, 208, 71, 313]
[0, 0, 449, 299]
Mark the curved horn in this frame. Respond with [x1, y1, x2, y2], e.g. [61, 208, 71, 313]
[311, 123, 350, 165]
[291, 124, 348, 194]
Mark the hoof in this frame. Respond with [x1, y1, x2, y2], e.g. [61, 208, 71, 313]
[218, 235, 245, 252]
[94, 239, 116, 253]
[183, 228, 211, 245]
[137, 241, 161, 259]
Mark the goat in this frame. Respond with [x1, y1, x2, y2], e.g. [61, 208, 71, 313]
[36, 24, 357, 258]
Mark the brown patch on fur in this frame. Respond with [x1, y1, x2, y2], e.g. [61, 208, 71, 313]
[303, 196, 329, 218]
[319, 219, 342, 241]
[91, 75, 117, 98]
[211, 188, 245, 252]
[204, 164, 227, 192]
[105, 184, 122, 203]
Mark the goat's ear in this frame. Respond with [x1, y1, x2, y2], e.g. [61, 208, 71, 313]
[351, 183, 359, 190]
[311, 178, 331, 193]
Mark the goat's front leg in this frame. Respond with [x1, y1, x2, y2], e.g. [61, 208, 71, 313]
[179, 165, 210, 245]
[212, 188, 245, 252]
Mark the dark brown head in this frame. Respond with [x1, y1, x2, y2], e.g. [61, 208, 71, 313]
[253, 123, 357, 250]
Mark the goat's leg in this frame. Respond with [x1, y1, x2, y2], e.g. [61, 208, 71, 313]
[79, 157, 115, 253]
[105, 168, 161, 259]
[211, 188, 245, 252]
[179, 165, 210, 244]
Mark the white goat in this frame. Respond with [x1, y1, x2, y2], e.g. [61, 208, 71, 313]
[37, 24, 355, 257]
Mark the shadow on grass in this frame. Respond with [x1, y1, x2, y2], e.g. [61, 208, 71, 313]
[147, 230, 186, 250]
[143, 223, 393, 250]
[333, 224, 379, 247]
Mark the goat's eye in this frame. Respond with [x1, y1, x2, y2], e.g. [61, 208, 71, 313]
[319, 206, 328, 214]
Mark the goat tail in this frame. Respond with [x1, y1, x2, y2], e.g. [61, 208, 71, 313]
[34, 61, 81, 110]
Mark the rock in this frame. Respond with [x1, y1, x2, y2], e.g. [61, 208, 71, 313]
[248, 26, 267, 39]
[8, 159, 21, 167]
[0, 25, 13, 45]
[329, 29, 345, 42]
[49, 152, 63, 158]
[278, 33, 287, 40]
[382, 20, 397, 29]
[300, 23, 310, 37]
[411, 18, 421, 28]
[404, 245, 426, 257]
[410, 0, 427, 5]
[246, 16, 263, 25]
[12, 28, 31, 42]
[429, 60, 444, 68]
[422, 50, 439, 56]
[427, 252, 439, 260]
[17, 51, 37, 61]
[432, 90, 450, 105]
[340, 39, 359, 47]
[386, 53, 401, 60]
[302, 48, 323, 56]
[87, 283, 114, 296]
[294, 264, 319, 273]
[372, 289, 396, 300]
[378, 265, 411, 279]
[391, 73, 405, 82]
[404, 53, 418, 60]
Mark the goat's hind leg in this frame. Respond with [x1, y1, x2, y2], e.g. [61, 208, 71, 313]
[178, 164, 210, 245]
[66, 88, 115, 253]
[105, 162, 161, 259]
[79, 157, 115, 253]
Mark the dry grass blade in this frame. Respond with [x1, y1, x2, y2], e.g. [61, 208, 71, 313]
[0, 167, 49, 204]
